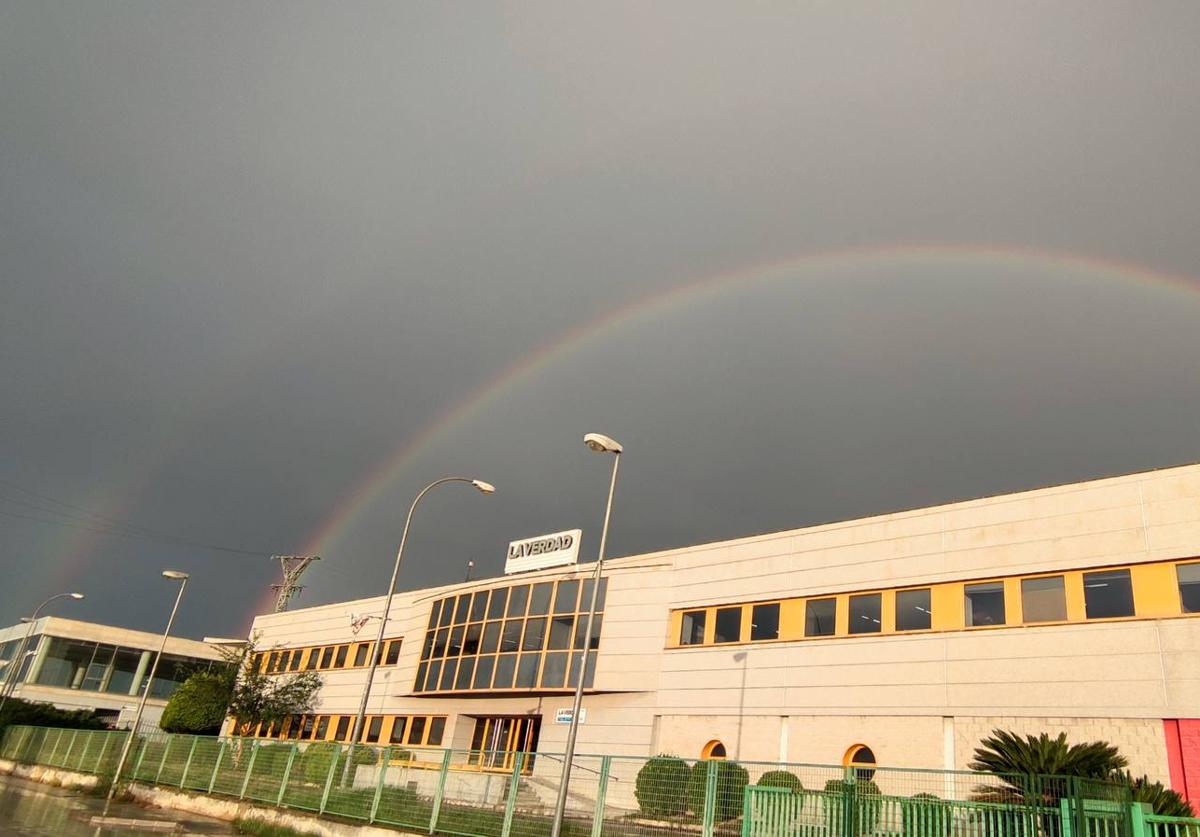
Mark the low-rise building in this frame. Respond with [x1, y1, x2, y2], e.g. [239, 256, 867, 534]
[235, 461, 1200, 807]
[0, 617, 225, 729]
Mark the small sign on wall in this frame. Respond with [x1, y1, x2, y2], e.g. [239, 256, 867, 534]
[505, 529, 582, 575]
[554, 707, 586, 724]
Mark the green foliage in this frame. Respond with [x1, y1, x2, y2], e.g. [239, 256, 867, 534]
[685, 759, 749, 822]
[969, 730, 1127, 803]
[224, 639, 322, 737]
[634, 755, 690, 817]
[160, 672, 231, 735]
[904, 793, 950, 837]
[1125, 774, 1195, 817]
[0, 697, 108, 735]
[234, 818, 309, 837]
[823, 778, 883, 834]
[757, 770, 803, 793]
[297, 741, 378, 784]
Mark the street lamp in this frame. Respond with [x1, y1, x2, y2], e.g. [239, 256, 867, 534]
[549, 433, 623, 837]
[0, 592, 85, 714]
[348, 477, 494, 750]
[106, 570, 190, 805]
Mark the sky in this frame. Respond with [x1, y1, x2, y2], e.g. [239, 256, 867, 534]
[2, 2, 1199, 640]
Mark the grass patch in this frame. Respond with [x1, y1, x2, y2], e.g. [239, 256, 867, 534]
[234, 817, 311, 837]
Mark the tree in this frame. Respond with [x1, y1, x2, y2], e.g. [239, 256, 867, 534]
[1125, 774, 1195, 817]
[224, 640, 321, 737]
[160, 671, 234, 735]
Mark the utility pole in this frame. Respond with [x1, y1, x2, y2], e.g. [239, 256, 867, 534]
[271, 555, 320, 612]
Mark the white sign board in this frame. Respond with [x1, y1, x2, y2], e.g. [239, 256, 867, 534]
[505, 529, 581, 575]
[555, 707, 586, 724]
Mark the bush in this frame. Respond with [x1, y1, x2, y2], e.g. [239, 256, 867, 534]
[758, 770, 803, 794]
[904, 793, 951, 837]
[0, 698, 109, 735]
[686, 759, 750, 822]
[635, 755, 690, 817]
[823, 778, 883, 835]
[160, 672, 231, 735]
[297, 741, 379, 784]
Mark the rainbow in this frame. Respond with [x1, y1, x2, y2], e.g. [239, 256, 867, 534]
[294, 242, 1200, 582]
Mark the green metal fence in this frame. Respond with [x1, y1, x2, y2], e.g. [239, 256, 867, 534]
[3, 725, 1197, 837]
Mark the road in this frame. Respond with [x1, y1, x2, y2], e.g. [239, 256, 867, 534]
[0, 774, 238, 836]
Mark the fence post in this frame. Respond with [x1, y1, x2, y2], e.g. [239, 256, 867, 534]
[369, 746, 391, 823]
[275, 743, 298, 806]
[500, 751, 525, 837]
[841, 765, 856, 837]
[180, 736, 199, 789]
[590, 755, 611, 837]
[208, 740, 226, 794]
[702, 758, 718, 837]
[429, 748, 454, 835]
[318, 743, 340, 815]
[1128, 802, 1149, 837]
[238, 740, 260, 800]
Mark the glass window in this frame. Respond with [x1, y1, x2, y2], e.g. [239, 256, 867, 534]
[529, 583, 553, 616]
[315, 716, 330, 740]
[473, 655, 495, 689]
[414, 662, 428, 692]
[455, 657, 475, 690]
[447, 626, 464, 657]
[81, 645, 114, 692]
[541, 652, 567, 688]
[305, 649, 320, 670]
[427, 600, 442, 630]
[1084, 569, 1135, 619]
[895, 589, 932, 631]
[554, 580, 580, 614]
[1021, 576, 1067, 623]
[470, 591, 489, 622]
[427, 717, 446, 746]
[366, 716, 383, 743]
[385, 640, 401, 666]
[849, 594, 882, 634]
[438, 659, 458, 690]
[426, 660, 441, 691]
[1179, 563, 1200, 613]
[568, 651, 596, 689]
[353, 644, 369, 667]
[522, 618, 547, 651]
[333, 645, 349, 668]
[488, 587, 508, 619]
[548, 615, 574, 650]
[573, 615, 602, 650]
[481, 622, 501, 654]
[389, 717, 408, 745]
[320, 647, 334, 669]
[750, 603, 780, 641]
[500, 621, 522, 653]
[438, 598, 454, 627]
[848, 745, 877, 780]
[805, 598, 836, 637]
[463, 623, 482, 656]
[493, 654, 517, 689]
[433, 628, 449, 658]
[680, 610, 706, 645]
[335, 717, 351, 741]
[714, 607, 742, 643]
[506, 585, 529, 617]
[516, 653, 539, 688]
[35, 638, 96, 689]
[454, 595, 471, 624]
[105, 648, 142, 694]
[581, 578, 608, 612]
[301, 715, 316, 739]
[965, 582, 1006, 627]
[407, 716, 427, 746]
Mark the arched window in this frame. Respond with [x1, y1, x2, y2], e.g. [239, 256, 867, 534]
[844, 744, 876, 780]
[701, 740, 727, 760]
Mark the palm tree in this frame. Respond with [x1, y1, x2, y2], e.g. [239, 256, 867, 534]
[968, 730, 1127, 805]
[1125, 774, 1195, 818]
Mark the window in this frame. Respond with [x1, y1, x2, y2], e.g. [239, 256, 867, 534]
[473, 655, 495, 689]
[522, 618, 547, 651]
[500, 621, 522, 653]
[463, 623, 481, 656]
[487, 588, 508, 619]
[315, 716, 329, 740]
[805, 598, 836, 637]
[1083, 569, 1134, 619]
[1179, 563, 1200, 613]
[750, 603, 780, 641]
[849, 593, 882, 634]
[1021, 576, 1067, 623]
[702, 740, 727, 760]
[320, 647, 334, 669]
[554, 580, 579, 614]
[334, 717, 350, 742]
[548, 616, 574, 650]
[385, 640, 402, 666]
[481, 622, 500, 654]
[468, 717, 541, 772]
[455, 658, 475, 690]
[287, 650, 302, 671]
[428, 717, 446, 747]
[353, 644, 369, 667]
[366, 716, 383, 743]
[680, 610, 706, 645]
[454, 595, 471, 623]
[506, 585, 529, 617]
[845, 744, 877, 780]
[389, 717, 407, 745]
[542, 652, 567, 688]
[714, 607, 742, 643]
[528, 583, 553, 616]
[516, 654, 539, 688]
[470, 591, 489, 622]
[407, 716, 427, 746]
[965, 582, 1005, 627]
[493, 654, 517, 689]
[895, 588, 931, 631]
[333, 645, 349, 668]
[304, 649, 319, 671]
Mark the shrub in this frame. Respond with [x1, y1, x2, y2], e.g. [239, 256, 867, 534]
[0, 698, 108, 735]
[758, 770, 803, 794]
[635, 755, 690, 817]
[298, 742, 379, 783]
[686, 759, 750, 822]
[1126, 774, 1195, 817]
[823, 778, 883, 834]
[160, 672, 232, 735]
[904, 793, 951, 837]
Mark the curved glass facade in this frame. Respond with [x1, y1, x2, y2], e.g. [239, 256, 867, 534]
[414, 576, 606, 694]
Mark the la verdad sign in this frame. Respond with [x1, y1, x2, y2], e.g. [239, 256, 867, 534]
[505, 529, 582, 575]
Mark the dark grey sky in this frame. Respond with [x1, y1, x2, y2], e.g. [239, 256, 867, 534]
[3, 2, 1199, 639]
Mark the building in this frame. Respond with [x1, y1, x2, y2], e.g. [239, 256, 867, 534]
[234, 461, 1200, 807]
[0, 617, 225, 729]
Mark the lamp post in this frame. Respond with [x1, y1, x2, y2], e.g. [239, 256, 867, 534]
[549, 433, 622, 837]
[348, 477, 494, 750]
[106, 570, 189, 805]
[0, 591, 85, 714]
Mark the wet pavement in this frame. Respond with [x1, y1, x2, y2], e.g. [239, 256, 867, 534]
[0, 775, 239, 836]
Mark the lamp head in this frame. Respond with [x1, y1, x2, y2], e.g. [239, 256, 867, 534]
[471, 480, 496, 494]
[162, 570, 189, 581]
[69, 593, 84, 600]
[583, 433, 623, 454]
